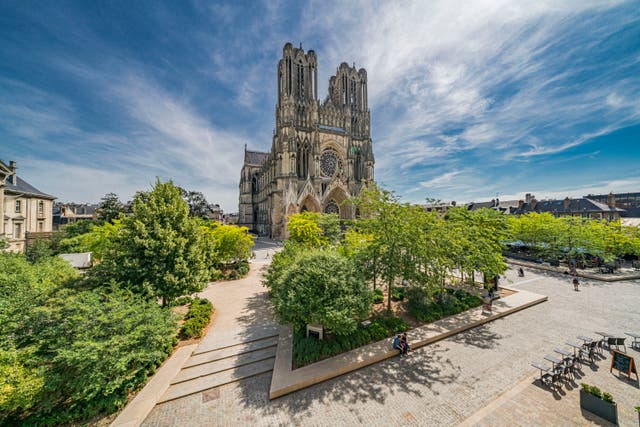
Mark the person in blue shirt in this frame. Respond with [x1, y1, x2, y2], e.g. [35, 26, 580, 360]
[393, 334, 403, 355]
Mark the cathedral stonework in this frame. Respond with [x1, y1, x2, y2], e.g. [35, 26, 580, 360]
[238, 43, 375, 238]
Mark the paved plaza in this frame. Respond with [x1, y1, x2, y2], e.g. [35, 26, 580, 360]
[143, 249, 640, 426]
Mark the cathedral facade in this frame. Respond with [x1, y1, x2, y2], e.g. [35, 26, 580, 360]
[238, 43, 375, 238]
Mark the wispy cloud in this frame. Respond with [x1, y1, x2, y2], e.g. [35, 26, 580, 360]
[1, 0, 638, 210]
[300, 0, 640, 200]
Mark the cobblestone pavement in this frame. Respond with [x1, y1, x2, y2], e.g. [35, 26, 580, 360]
[143, 263, 640, 426]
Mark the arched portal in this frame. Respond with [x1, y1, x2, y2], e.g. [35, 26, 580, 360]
[299, 195, 321, 213]
[323, 186, 351, 219]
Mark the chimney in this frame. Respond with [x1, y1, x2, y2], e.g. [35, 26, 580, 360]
[563, 197, 571, 209]
[607, 192, 616, 208]
[525, 193, 533, 203]
[8, 160, 17, 185]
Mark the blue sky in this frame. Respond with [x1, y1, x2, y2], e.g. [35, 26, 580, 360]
[1, 0, 639, 210]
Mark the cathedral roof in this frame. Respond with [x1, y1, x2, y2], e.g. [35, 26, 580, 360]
[244, 150, 269, 166]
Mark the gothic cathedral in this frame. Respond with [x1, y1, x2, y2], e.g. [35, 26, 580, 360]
[238, 43, 375, 238]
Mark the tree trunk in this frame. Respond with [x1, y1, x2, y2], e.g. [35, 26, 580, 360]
[373, 258, 377, 290]
[387, 279, 393, 313]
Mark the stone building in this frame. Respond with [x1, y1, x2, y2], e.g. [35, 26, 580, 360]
[0, 160, 55, 252]
[239, 43, 375, 238]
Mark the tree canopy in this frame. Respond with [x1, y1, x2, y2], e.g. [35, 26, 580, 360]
[507, 213, 640, 261]
[97, 192, 125, 223]
[93, 180, 209, 306]
[266, 249, 372, 335]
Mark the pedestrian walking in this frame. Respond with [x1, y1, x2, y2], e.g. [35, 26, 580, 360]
[572, 277, 580, 291]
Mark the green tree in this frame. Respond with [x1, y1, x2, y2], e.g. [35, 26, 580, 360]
[4, 287, 176, 424]
[317, 213, 341, 245]
[94, 180, 209, 306]
[287, 211, 327, 246]
[97, 192, 125, 223]
[354, 184, 415, 312]
[266, 249, 372, 335]
[200, 221, 254, 273]
[179, 188, 212, 218]
[25, 238, 54, 263]
[58, 219, 123, 262]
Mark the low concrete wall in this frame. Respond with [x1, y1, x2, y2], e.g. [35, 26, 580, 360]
[508, 259, 640, 282]
[269, 286, 547, 399]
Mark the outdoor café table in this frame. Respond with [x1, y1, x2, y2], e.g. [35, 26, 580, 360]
[577, 335, 593, 345]
[625, 332, 640, 350]
[531, 362, 551, 381]
[566, 341, 583, 355]
[595, 332, 614, 338]
[554, 348, 572, 358]
[544, 355, 563, 372]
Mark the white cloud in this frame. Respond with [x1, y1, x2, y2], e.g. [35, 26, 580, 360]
[300, 0, 639, 197]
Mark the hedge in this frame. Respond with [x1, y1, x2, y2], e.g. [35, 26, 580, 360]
[293, 315, 408, 368]
[180, 298, 214, 339]
[408, 287, 482, 323]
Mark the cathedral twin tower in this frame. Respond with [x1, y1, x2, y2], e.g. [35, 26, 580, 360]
[238, 42, 375, 238]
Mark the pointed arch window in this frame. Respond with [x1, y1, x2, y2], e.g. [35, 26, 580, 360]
[297, 141, 310, 178]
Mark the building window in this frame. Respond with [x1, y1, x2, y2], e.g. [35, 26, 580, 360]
[14, 222, 22, 238]
[38, 201, 44, 216]
[324, 200, 340, 215]
[15, 200, 21, 213]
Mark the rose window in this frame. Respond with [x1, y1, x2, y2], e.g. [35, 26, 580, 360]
[320, 149, 342, 177]
[324, 200, 339, 214]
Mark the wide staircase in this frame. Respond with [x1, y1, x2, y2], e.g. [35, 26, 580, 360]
[159, 324, 280, 403]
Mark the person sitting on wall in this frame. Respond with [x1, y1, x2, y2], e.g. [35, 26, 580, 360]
[393, 334, 404, 356]
[401, 333, 411, 355]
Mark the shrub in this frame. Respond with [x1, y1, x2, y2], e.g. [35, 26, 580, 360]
[173, 295, 193, 306]
[180, 298, 213, 339]
[292, 315, 406, 367]
[377, 316, 408, 334]
[2, 286, 176, 425]
[407, 287, 481, 323]
[581, 384, 614, 403]
[391, 286, 406, 301]
[373, 288, 384, 304]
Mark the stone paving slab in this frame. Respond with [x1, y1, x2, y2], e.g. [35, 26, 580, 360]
[462, 349, 639, 426]
[159, 356, 276, 403]
[269, 286, 547, 399]
[110, 344, 197, 427]
[173, 346, 277, 384]
[509, 258, 640, 282]
[185, 336, 278, 368]
[143, 268, 640, 426]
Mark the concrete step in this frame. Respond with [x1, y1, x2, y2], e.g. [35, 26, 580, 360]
[173, 346, 277, 384]
[159, 357, 275, 403]
[185, 335, 278, 368]
[193, 324, 280, 355]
